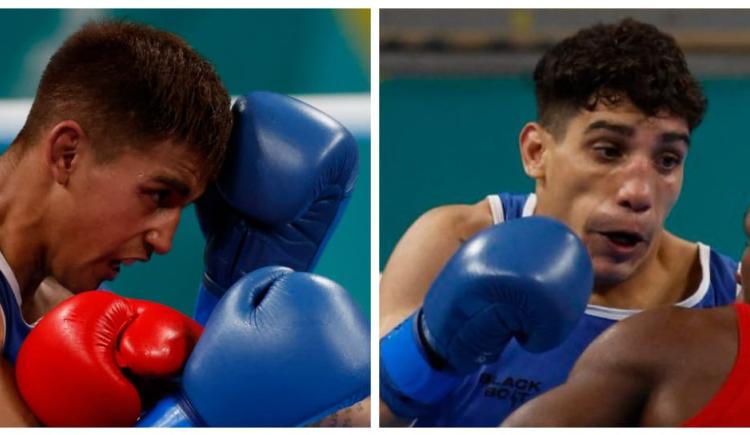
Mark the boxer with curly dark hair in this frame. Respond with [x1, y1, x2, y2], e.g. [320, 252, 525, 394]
[380, 18, 738, 427]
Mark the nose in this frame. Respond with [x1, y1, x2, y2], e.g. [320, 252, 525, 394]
[616, 157, 654, 214]
[145, 208, 182, 255]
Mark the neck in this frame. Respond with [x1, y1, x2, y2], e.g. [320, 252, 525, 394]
[0, 145, 52, 301]
[589, 231, 701, 310]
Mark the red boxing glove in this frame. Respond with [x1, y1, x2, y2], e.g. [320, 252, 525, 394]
[16, 291, 202, 427]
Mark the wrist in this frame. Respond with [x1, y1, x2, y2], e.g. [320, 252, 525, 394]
[137, 394, 204, 427]
[202, 273, 228, 297]
[194, 280, 222, 325]
[379, 312, 463, 418]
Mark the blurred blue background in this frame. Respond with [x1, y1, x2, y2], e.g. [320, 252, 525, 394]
[381, 10, 750, 270]
[0, 9, 370, 315]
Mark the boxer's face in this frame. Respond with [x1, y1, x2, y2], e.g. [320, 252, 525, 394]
[525, 98, 689, 286]
[47, 141, 206, 292]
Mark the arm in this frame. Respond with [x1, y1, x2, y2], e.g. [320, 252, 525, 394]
[380, 213, 593, 427]
[0, 277, 91, 426]
[0, 312, 38, 426]
[380, 200, 493, 335]
[309, 398, 370, 427]
[0, 357, 38, 426]
[502, 309, 670, 427]
[379, 200, 493, 426]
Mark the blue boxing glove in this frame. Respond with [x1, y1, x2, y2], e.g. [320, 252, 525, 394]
[194, 92, 359, 324]
[139, 266, 370, 427]
[380, 216, 594, 418]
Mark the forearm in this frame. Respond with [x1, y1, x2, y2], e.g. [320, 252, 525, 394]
[379, 398, 413, 427]
[0, 358, 38, 427]
[308, 398, 371, 427]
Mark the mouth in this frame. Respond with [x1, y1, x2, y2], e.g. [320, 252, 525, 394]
[104, 260, 121, 280]
[104, 257, 144, 281]
[600, 230, 645, 249]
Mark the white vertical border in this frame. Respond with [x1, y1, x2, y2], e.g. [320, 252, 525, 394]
[369, 5, 380, 429]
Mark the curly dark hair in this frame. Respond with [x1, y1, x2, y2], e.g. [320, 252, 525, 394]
[533, 18, 707, 137]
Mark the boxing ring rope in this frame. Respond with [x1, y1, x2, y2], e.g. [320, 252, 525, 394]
[0, 92, 371, 146]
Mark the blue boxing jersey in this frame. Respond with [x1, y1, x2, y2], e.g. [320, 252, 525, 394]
[0, 249, 31, 364]
[414, 192, 740, 427]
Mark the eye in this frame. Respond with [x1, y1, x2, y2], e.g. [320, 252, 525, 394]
[655, 152, 683, 171]
[145, 189, 173, 207]
[592, 142, 623, 161]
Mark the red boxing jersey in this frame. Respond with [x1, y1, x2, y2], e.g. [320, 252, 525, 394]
[683, 303, 750, 427]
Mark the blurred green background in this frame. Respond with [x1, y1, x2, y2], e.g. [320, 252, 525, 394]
[380, 11, 750, 271]
[380, 76, 750, 269]
[0, 9, 370, 315]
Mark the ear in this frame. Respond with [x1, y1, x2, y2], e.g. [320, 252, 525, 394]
[45, 121, 87, 186]
[519, 122, 551, 180]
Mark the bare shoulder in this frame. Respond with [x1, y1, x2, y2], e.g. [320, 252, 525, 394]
[642, 305, 738, 372]
[593, 306, 734, 352]
[413, 199, 494, 242]
[575, 306, 736, 378]
[619, 305, 735, 346]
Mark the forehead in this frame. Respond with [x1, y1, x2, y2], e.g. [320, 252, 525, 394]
[113, 141, 208, 193]
[567, 98, 690, 138]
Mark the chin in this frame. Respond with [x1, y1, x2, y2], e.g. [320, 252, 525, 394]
[591, 259, 639, 288]
[62, 277, 102, 294]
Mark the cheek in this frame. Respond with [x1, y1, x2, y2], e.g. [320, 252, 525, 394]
[73, 179, 143, 220]
[654, 171, 684, 219]
[536, 159, 600, 240]
[78, 195, 148, 242]
[547, 159, 607, 223]
[551, 147, 610, 193]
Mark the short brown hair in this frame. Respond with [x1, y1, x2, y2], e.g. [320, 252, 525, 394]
[15, 20, 232, 178]
[534, 18, 707, 137]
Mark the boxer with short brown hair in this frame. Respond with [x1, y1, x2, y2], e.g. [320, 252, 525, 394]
[0, 20, 231, 425]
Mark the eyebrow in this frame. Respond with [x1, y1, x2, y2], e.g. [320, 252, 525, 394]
[585, 120, 635, 137]
[584, 120, 690, 146]
[152, 175, 192, 198]
[661, 132, 691, 146]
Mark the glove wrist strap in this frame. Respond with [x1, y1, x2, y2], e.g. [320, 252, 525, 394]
[137, 395, 199, 427]
[379, 312, 462, 418]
